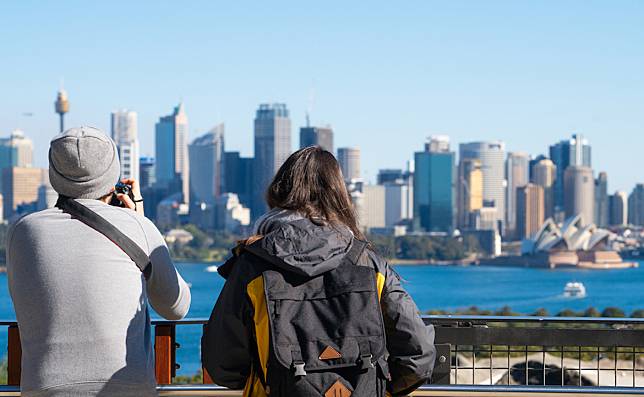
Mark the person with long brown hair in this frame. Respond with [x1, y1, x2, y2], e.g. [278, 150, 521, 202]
[202, 146, 435, 397]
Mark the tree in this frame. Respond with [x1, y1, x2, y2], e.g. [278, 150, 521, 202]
[630, 309, 644, 318]
[601, 307, 625, 318]
[582, 307, 601, 317]
[556, 309, 578, 317]
[532, 308, 549, 317]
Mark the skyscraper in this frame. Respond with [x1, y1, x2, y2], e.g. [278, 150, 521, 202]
[594, 172, 609, 227]
[253, 103, 291, 217]
[155, 103, 190, 203]
[188, 123, 225, 205]
[457, 158, 483, 229]
[111, 110, 140, 181]
[299, 126, 333, 152]
[563, 166, 594, 225]
[0, 130, 33, 169]
[506, 152, 530, 236]
[2, 167, 46, 220]
[609, 191, 628, 227]
[532, 159, 557, 219]
[337, 147, 361, 181]
[549, 134, 591, 212]
[413, 136, 455, 233]
[516, 183, 545, 240]
[139, 157, 156, 189]
[628, 184, 644, 226]
[459, 141, 506, 231]
[224, 151, 254, 210]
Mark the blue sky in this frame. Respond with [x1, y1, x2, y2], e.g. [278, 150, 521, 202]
[1, 1, 643, 191]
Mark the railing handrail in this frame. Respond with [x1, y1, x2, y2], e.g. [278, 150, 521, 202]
[0, 385, 643, 397]
[1, 315, 643, 327]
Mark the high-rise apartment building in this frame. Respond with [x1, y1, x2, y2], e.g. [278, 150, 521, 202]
[609, 191, 628, 227]
[253, 103, 291, 218]
[189, 124, 225, 205]
[532, 159, 557, 219]
[111, 110, 140, 182]
[457, 158, 483, 229]
[337, 147, 361, 181]
[155, 103, 190, 203]
[414, 136, 455, 233]
[384, 181, 413, 228]
[516, 183, 545, 240]
[224, 151, 254, 210]
[594, 172, 609, 227]
[139, 157, 156, 189]
[628, 184, 644, 226]
[459, 141, 506, 231]
[2, 167, 46, 220]
[355, 185, 386, 232]
[377, 169, 404, 185]
[506, 152, 530, 236]
[563, 166, 594, 225]
[299, 126, 333, 153]
[549, 134, 591, 212]
[0, 130, 34, 169]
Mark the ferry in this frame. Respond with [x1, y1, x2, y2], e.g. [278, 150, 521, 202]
[563, 281, 587, 298]
[204, 265, 219, 273]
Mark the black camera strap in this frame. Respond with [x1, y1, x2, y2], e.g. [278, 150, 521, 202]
[55, 196, 152, 279]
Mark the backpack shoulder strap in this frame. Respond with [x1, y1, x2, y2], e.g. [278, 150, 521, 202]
[56, 196, 151, 278]
[344, 238, 368, 266]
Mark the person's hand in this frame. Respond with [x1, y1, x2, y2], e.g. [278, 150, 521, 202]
[117, 178, 144, 215]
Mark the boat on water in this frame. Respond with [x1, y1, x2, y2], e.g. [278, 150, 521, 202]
[563, 281, 586, 298]
[204, 265, 219, 273]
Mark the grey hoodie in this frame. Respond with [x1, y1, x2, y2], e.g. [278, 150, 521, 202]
[7, 200, 191, 397]
[203, 210, 435, 396]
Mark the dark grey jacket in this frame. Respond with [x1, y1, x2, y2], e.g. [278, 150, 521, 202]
[202, 215, 435, 396]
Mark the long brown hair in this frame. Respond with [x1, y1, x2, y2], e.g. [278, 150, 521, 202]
[266, 146, 365, 240]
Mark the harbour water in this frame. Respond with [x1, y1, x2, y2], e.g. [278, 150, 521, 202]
[1, 261, 643, 376]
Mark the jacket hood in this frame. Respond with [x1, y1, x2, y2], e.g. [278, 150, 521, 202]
[245, 209, 354, 278]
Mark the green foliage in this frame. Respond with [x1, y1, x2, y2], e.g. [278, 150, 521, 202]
[0, 358, 6, 384]
[174, 370, 203, 384]
[167, 225, 242, 262]
[556, 309, 578, 317]
[631, 309, 644, 318]
[601, 307, 626, 318]
[532, 308, 549, 316]
[583, 307, 601, 317]
[369, 234, 469, 261]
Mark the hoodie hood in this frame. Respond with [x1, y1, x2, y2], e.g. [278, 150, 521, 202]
[245, 209, 354, 278]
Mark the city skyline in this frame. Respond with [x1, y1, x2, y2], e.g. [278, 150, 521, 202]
[1, 1, 643, 192]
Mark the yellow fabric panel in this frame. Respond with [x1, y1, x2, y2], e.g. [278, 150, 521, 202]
[246, 276, 270, 396]
[376, 272, 386, 301]
[242, 370, 268, 397]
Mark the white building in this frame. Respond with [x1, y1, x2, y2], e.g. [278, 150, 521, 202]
[354, 185, 386, 232]
[384, 182, 413, 228]
[460, 141, 506, 231]
[215, 193, 250, 233]
[111, 110, 140, 182]
[337, 147, 361, 181]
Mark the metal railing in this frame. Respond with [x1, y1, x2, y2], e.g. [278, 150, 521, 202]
[1, 316, 643, 395]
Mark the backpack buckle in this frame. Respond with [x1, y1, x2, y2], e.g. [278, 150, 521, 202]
[359, 354, 374, 370]
[293, 361, 307, 377]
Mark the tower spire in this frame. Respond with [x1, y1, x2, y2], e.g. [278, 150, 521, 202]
[55, 81, 69, 133]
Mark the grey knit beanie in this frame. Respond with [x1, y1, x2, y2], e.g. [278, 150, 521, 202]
[49, 126, 121, 199]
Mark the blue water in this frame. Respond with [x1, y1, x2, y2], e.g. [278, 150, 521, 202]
[2, 262, 643, 376]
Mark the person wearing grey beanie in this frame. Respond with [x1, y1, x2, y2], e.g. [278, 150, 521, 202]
[7, 126, 191, 396]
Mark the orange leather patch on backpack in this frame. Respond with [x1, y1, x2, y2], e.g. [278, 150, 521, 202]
[319, 346, 342, 360]
[324, 380, 352, 397]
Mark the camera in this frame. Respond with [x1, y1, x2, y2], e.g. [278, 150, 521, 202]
[109, 182, 134, 207]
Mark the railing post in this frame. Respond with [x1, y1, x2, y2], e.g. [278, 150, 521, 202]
[430, 344, 451, 385]
[7, 325, 22, 386]
[202, 324, 214, 384]
[155, 323, 176, 385]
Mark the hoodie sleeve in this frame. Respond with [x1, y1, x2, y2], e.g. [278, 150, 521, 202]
[201, 256, 252, 389]
[374, 254, 436, 396]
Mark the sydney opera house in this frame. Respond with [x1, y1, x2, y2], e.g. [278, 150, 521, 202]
[484, 215, 637, 269]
